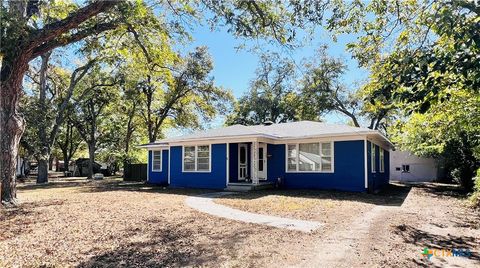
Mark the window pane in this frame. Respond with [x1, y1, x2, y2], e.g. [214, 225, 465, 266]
[152, 151, 161, 170]
[322, 157, 332, 171]
[184, 163, 195, 171]
[299, 143, 320, 171]
[287, 158, 296, 171]
[240, 147, 246, 163]
[197, 157, 209, 164]
[197, 145, 209, 152]
[197, 151, 209, 158]
[321, 143, 331, 156]
[197, 163, 209, 171]
[287, 145, 297, 158]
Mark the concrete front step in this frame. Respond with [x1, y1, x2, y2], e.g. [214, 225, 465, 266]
[225, 182, 275, 191]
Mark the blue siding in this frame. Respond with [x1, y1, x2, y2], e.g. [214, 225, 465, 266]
[228, 143, 239, 182]
[147, 150, 169, 185]
[170, 144, 227, 189]
[268, 141, 366, 192]
[367, 141, 390, 192]
[267, 143, 285, 183]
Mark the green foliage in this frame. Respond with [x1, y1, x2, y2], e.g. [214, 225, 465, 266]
[227, 53, 311, 125]
[469, 169, 480, 208]
[349, 1, 480, 190]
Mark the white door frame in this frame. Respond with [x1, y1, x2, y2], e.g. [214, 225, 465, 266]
[257, 143, 267, 180]
[238, 143, 248, 181]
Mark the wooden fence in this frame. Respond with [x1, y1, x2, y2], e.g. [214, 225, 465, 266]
[123, 163, 147, 181]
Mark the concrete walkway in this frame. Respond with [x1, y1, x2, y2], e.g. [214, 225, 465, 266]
[185, 192, 322, 232]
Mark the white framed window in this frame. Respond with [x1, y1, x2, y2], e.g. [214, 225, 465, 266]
[286, 142, 333, 172]
[371, 142, 376, 173]
[183, 145, 211, 172]
[152, 151, 162, 172]
[379, 148, 384, 173]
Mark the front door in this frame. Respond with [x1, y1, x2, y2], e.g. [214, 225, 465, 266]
[258, 143, 267, 180]
[238, 144, 248, 181]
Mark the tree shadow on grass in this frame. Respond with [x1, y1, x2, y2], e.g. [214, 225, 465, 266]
[412, 183, 468, 199]
[216, 183, 412, 207]
[394, 224, 480, 262]
[76, 220, 256, 267]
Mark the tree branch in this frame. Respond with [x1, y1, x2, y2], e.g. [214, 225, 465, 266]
[27, 1, 121, 51]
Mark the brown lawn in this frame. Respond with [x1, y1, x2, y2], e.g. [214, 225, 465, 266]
[0, 178, 478, 267]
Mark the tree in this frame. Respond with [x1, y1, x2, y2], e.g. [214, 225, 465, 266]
[329, 0, 479, 189]
[21, 53, 95, 183]
[56, 113, 84, 172]
[227, 53, 311, 125]
[71, 67, 118, 179]
[0, 0, 123, 203]
[1, 0, 338, 204]
[137, 47, 233, 142]
[299, 48, 393, 130]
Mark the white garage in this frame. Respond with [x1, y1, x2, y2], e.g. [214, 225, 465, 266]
[390, 151, 440, 182]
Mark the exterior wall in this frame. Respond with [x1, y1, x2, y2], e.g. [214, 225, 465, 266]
[169, 144, 227, 189]
[267, 141, 366, 192]
[147, 149, 169, 185]
[390, 151, 438, 182]
[367, 141, 390, 192]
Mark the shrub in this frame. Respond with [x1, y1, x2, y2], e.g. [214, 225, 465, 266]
[469, 169, 480, 209]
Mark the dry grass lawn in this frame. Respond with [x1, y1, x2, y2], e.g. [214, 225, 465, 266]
[1, 178, 479, 267]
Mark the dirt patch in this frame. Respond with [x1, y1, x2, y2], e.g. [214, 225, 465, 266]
[1, 179, 477, 267]
[0, 178, 314, 267]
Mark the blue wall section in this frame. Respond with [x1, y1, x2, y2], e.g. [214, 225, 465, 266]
[147, 150, 169, 185]
[267, 141, 366, 192]
[267, 143, 285, 183]
[170, 144, 227, 189]
[367, 141, 390, 192]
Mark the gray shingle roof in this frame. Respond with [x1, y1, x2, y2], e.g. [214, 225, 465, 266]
[154, 121, 387, 143]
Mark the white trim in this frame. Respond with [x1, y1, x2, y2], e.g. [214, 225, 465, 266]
[284, 141, 334, 173]
[238, 143, 248, 181]
[154, 132, 394, 148]
[151, 150, 162, 172]
[226, 142, 229, 185]
[168, 148, 171, 184]
[147, 151, 150, 182]
[379, 148, 385, 173]
[371, 142, 376, 173]
[364, 137, 368, 188]
[257, 142, 268, 180]
[182, 144, 212, 173]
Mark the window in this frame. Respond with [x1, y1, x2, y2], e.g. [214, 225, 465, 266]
[287, 142, 333, 172]
[183, 145, 210, 172]
[402, 164, 410, 173]
[379, 148, 385, 173]
[152, 151, 162, 172]
[371, 143, 376, 173]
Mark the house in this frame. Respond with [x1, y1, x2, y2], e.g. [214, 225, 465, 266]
[141, 121, 393, 192]
[390, 150, 443, 182]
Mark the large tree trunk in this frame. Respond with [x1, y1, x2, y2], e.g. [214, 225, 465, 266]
[37, 157, 49, 183]
[87, 143, 95, 179]
[1, 54, 29, 204]
[36, 52, 52, 184]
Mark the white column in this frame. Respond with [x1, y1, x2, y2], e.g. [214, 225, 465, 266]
[226, 143, 229, 185]
[252, 141, 259, 184]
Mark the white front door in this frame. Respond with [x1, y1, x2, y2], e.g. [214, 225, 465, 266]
[238, 144, 248, 181]
[258, 143, 267, 180]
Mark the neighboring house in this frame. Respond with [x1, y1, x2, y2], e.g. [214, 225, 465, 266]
[390, 151, 440, 182]
[141, 121, 393, 192]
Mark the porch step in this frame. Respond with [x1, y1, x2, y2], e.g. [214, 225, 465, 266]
[225, 182, 275, 191]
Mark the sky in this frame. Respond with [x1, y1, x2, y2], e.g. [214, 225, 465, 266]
[170, 22, 369, 134]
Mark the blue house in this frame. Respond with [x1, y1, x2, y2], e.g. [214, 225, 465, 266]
[141, 121, 393, 192]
